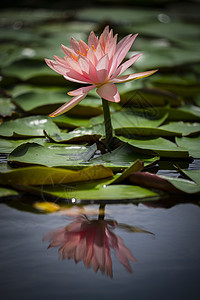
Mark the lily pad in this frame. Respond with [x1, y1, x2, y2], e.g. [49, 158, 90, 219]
[1, 59, 67, 85]
[77, 8, 162, 24]
[176, 136, 200, 158]
[158, 122, 200, 137]
[52, 115, 91, 129]
[90, 109, 168, 129]
[128, 171, 200, 194]
[0, 116, 60, 137]
[8, 142, 98, 168]
[0, 186, 19, 198]
[177, 169, 200, 186]
[120, 87, 182, 107]
[45, 123, 104, 143]
[25, 182, 159, 202]
[0, 138, 51, 154]
[117, 136, 189, 158]
[88, 144, 159, 171]
[0, 164, 113, 186]
[0, 98, 16, 117]
[12, 90, 71, 114]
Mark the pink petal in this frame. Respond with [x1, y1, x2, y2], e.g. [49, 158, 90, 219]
[96, 82, 120, 102]
[96, 54, 109, 83]
[102, 25, 110, 44]
[78, 55, 90, 74]
[114, 34, 138, 70]
[87, 48, 98, 66]
[111, 53, 142, 79]
[79, 40, 89, 56]
[70, 37, 79, 53]
[45, 58, 90, 84]
[64, 74, 90, 84]
[111, 69, 158, 83]
[45, 59, 69, 76]
[61, 44, 76, 58]
[64, 68, 91, 84]
[68, 85, 96, 96]
[95, 41, 105, 60]
[53, 55, 69, 66]
[65, 57, 83, 74]
[88, 31, 98, 48]
[49, 94, 87, 117]
[78, 55, 98, 83]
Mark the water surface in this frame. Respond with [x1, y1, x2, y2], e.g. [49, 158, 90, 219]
[0, 201, 199, 300]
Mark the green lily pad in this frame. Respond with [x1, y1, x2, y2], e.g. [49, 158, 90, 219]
[0, 98, 16, 117]
[150, 74, 200, 97]
[134, 105, 200, 122]
[0, 164, 113, 186]
[177, 169, 200, 186]
[1, 59, 67, 85]
[52, 115, 91, 129]
[120, 87, 182, 107]
[133, 47, 200, 70]
[158, 122, 200, 137]
[128, 171, 200, 194]
[88, 144, 159, 171]
[117, 136, 189, 158]
[131, 21, 200, 42]
[0, 138, 50, 154]
[8, 142, 98, 167]
[12, 90, 71, 114]
[25, 182, 159, 202]
[77, 8, 162, 24]
[176, 136, 200, 158]
[0, 186, 19, 198]
[90, 109, 168, 129]
[45, 123, 104, 143]
[0, 115, 60, 137]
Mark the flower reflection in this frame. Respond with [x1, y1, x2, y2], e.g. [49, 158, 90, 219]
[44, 214, 136, 278]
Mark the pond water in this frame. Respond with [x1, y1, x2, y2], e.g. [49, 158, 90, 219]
[0, 200, 199, 300]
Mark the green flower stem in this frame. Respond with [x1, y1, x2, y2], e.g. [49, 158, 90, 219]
[102, 98, 114, 150]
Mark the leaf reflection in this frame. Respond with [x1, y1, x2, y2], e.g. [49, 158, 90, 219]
[43, 205, 153, 278]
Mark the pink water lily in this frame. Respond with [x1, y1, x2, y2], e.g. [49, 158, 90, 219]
[45, 26, 158, 117]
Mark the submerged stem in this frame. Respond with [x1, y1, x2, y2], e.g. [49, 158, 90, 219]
[102, 98, 114, 151]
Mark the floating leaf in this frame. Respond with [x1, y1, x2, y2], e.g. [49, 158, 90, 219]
[110, 159, 144, 184]
[158, 122, 200, 137]
[0, 186, 19, 198]
[8, 142, 98, 167]
[176, 136, 200, 158]
[25, 182, 159, 202]
[0, 98, 16, 117]
[90, 109, 168, 130]
[177, 169, 200, 186]
[120, 87, 182, 107]
[0, 116, 60, 137]
[117, 136, 189, 158]
[0, 137, 49, 154]
[52, 115, 91, 129]
[12, 90, 71, 114]
[77, 7, 160, 24]
[89, 144, 159, 171]
[128, 171, 200, 194]
[0, 163, 113, 186]
[45, 123, 104, 143]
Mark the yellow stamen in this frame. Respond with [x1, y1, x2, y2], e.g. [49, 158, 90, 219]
[71, 52, 78, 61]
[92, 45, 96, 51]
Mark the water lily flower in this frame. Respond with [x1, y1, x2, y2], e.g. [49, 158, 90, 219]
[44, 215, 136, 278]
[45, 26, 158, 117]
